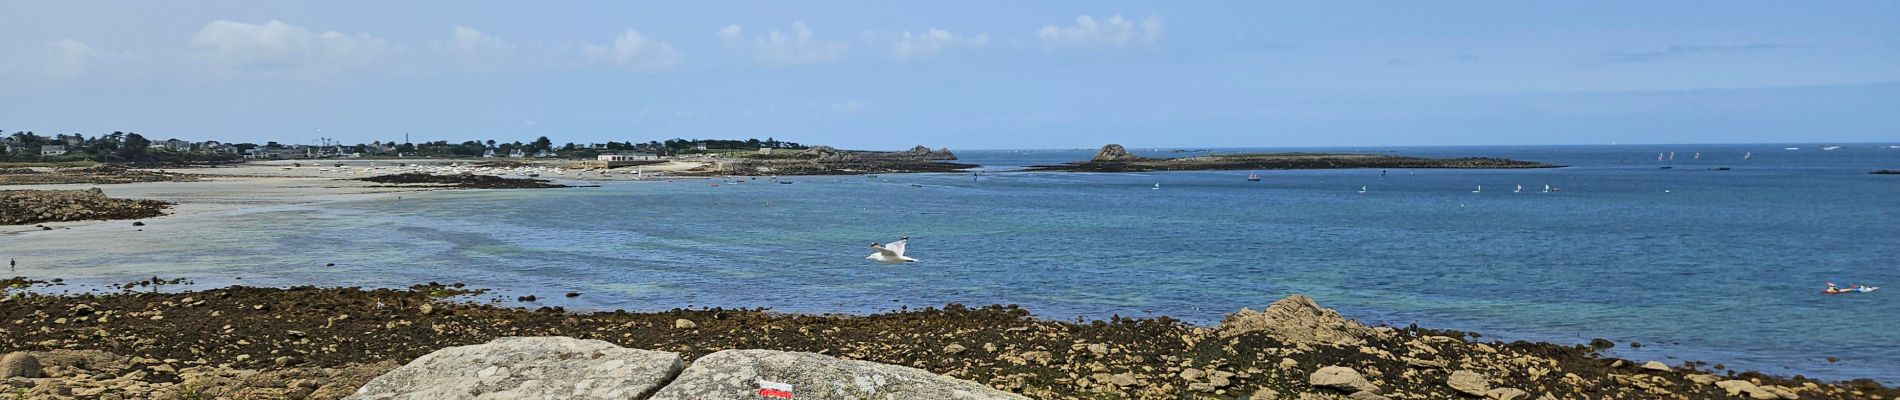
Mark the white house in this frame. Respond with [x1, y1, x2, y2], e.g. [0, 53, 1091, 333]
[692, 142, 708, 151]
[41, 145, 68, 156]
[482, 149, 496, 158]
[507, 149, 525, 158]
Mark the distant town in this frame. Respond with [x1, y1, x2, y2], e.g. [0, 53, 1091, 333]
[0, 130, 808, 164]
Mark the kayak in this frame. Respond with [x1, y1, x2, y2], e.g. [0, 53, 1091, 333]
[1823, 287, 1879, 294]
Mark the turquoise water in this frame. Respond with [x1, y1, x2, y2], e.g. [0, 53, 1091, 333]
[4, 144, 1898, 382]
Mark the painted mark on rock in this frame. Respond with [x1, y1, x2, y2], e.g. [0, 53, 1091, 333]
[757, 378, 794, 398]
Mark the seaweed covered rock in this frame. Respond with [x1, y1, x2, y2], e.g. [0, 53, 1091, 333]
[355, 173, 566, 189]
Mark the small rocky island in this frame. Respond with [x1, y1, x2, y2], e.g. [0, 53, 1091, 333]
[1, 188, 171, 225]
[1027, 144, 1558, 172]
[715, 145, 976, 176]
[1873, 170, 1899, 175]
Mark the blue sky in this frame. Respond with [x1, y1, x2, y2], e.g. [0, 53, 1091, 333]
[1, 1, 1894, 149]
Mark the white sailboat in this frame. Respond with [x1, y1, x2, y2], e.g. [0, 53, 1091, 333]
[1668, 151, 1676, 161]
[1514, 184, 1522, 193]
[1152, 183, 1161, 190]
[1472, 185, 1483, 193]
[1743, 152, 1752, 160]
[1542, 184, 1552, 193]
[1693, 152, 1700, 160]
[1657, 152, 1665, 161]
[1358, 185, 1368, 193]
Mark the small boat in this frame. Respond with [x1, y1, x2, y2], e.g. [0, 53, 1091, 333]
[1472, 185, 1482, 193]
[1743, 152, 1752, 160]
[1357, 185, 1367, 193]
[778, 181, 793, 185]
[1542, 184, 1553, 193]
[1513, 184, 1522, 193]
[1152, 183, 1161, 190]
[1785, 147, 1800, 150]
[1668, 151, 1676, 161]
[1657, 152, 1665, 161]
[1247, 172, 1261, 182]
[1822, 145, 1841, 151]
[1692, 152, 1700, 160]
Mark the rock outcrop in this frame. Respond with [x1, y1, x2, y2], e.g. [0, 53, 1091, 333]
[1216, 294, 1382, 346]
[898, 145, 958, 160]
[0, 352, 43, 379]
[347, 339, 1019, 400]
[648, 349, 1026, 400]
[1309, 366, 1379, 394]
[802, 146, 861, 162]
[1091, 144, 1141, 162]
[1447, 370, 1489, 396]
[0, 188, 170, 225]
[346, 337, 683, 400]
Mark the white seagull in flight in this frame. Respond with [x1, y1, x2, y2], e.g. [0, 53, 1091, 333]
[867, 236, 917, 264]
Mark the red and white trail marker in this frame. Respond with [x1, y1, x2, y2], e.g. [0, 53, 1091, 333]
[757, 378, 794, 399]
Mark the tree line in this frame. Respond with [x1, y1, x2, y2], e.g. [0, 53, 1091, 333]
[2, 130, 807, 163]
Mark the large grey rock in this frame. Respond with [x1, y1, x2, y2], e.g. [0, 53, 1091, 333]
[0, 352, 43, 379]
[648, 349, 1027, 400]
[1447, 370, 1490, 396]
[1091, 144, 1140, 162]
[346, 337, 682, 400]
[1308, 365, 1378, 394]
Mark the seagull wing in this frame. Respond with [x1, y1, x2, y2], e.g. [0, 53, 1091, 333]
[886, 239, 907, 257]
[871, 244, 899, 257]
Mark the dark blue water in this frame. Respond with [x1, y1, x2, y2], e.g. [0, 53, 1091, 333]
[7, 144, 1899, 382]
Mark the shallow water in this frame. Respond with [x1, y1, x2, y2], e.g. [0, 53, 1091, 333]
[4, 144, 1898, 383]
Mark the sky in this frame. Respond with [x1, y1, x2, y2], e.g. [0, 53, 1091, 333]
[0, 1, 1895, 150]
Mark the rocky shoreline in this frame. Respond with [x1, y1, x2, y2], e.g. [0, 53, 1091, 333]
[1026, 144, 1559, 173]
[0, 188, 170, 225]
[355, 173, 570, 189]
[0, 283, 1888, 399]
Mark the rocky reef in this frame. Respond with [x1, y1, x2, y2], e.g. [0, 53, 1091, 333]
[0, 283, 1889, 399]
[1029, 144, 1559, 172]
[0, 188, 170, 225]
[1873, 170, 1898, 175]
[714, 145, 973, 176]
[355, 173, 568, 189]
[0, 166, 198, 186]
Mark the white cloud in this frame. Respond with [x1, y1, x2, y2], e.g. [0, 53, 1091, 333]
[1037, 14, 1163, 49]
[717, 25, 743, 42]
[446, 26, 518, 65]
[891, 29, 988, 61]
[583, 29, 682, 72]
[190, 20, 394, 73]
[43, 39, 104, 80]
[732, 22, 847, 65]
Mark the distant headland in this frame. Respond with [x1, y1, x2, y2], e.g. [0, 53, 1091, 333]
[1025, 144, 1560, 172]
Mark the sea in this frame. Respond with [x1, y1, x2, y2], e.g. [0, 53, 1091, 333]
[3, 144, 1897, 383]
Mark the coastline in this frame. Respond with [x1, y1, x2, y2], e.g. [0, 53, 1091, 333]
[0, 283, 1888, 399]
[2, 156, 1895, 396]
